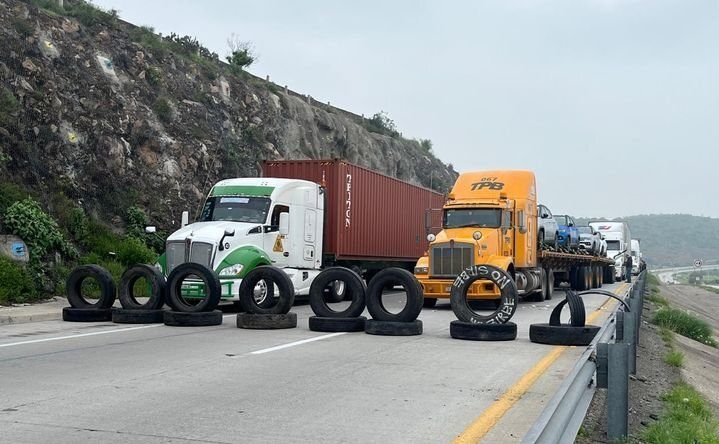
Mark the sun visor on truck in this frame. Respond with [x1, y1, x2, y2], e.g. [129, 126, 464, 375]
[210, 185, 274, 197]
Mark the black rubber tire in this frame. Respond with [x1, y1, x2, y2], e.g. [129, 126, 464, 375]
[564, 291, 586, 326]
[236, 312, 297, 329]
[450, 265, 518, 324]
[364, 319, 423, 336]
[118, 264, 166, 310]
[536, 268, 547, 302]
[309, 267, 366, 318]
[608, 268, 616, 284]
[309, 316, 367, 332]
[529, 323, 601, 346]
[166, 263, 221, 313]
[576, 266, 588, 291]
[545, 268, 554, 300]
[569, 267, 579, 290]
[163, 310, 223, 327]
[450, 321, 517, 341]
[62, 307, 113, 322]
[239, 266, 294, 315]
[366, 268, 424, 322]
[423, 298, 438, 308]
[66, 265, 116, 309]
[112, 308, 165, 324]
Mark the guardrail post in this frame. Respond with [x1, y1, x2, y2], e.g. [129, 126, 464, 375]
[624, 306, 637, 375]
[597, 342, 608, 389]
[607, 342, 630, 440]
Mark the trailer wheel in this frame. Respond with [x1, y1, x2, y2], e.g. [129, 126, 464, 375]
[309, 267, 366, 318]
[450, 321, 517, 341]
[166, 263, 221, 313]
[62, 307, 113, 322]
[236, 312, 297, 329]
[118, 264, 166, 310]
[450, 265, 518, 324]
[535, 268, 547, 302]
[423, 298, 438, 308]
[309, 316, 367, 332]
[544, 267, 554, 300]
[365, 319, 423, 336]
[366, 268, 423, 323]
[575, 266, 588, 291]
[66, 265, 116, 309]
[112, 308, 165, 324]
[163, 310, 223, 327]
[240, 266, 294, 315]
[529, 324, 600, 346]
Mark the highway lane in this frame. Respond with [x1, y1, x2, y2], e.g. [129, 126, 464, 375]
[0, 283, 627, 444]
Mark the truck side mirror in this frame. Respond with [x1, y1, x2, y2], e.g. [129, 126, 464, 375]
[181, 211, 189, 228]
[145, 226, 157, 234]
[279, 212, 290, 236]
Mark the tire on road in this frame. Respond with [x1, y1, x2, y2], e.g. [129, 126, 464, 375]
[119, 264, 166, 310]
[239, 266, 294, 315]
[309, 316, 367, 332]
[236, 312, 297, 329]
[66, 265, 116, 309]
[166, 263, 221, 313]
[309, 267, 366, 318]
[366, 268, 423, 323]
[544, 267, 555, 300]
[529, 323, 601, 346]
[364, 319, 423, 336]
[450, 321, 517, 341]
[112, 308, 165, 324]
[450, 265, 518, 324]
[62, 307, 113, 322]
[163, 310, 223, 327]
[423, 298, 438, 308]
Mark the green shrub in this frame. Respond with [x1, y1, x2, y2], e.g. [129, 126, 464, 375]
[67, 207, 90, 245]
[664, 350, 684, 368]
[0, 257, 38, 305]
[226, 37, 256, 74]
[3, 198, 76, 260]
[129, 26, 169, 59]
[12, 18, 34, 37]
[643, 383, 719, 444]
[146, 67, 163, 86]
[0, 182, 30, 214]
[0, 87, 21, 126]
[29, 0, 65, 14]
[125, 206, 149, 238]
[653, 307, 718, 347]
[65, 1, 117, 28]
[116, 237, 157, 267]
[365, 111, 399, 137]
[153, 97, 172, 123]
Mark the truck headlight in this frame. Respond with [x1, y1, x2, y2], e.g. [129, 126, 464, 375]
[219, 264, 243, 276]
[414, 266, 429, 275]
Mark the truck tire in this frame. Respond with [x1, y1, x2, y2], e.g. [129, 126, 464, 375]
[366, 268, 423, 323]
[309, 267, 366, 318]
[166, 263, 221, 313]
[112, 308, 165, 324]
[536, 268, 547, 302]
[545, 268, 555, 300]
[66, 265, 116, 309]
[309, 316, 367, 332]
[236, 312, 297, 329]
[163, 310, 223, 327]
[450, 321, 517, 341]
[575, 266, 588, 291]
[118, 264, 166, 310]
[450, 265, 518, 324]
[529, 324, 600, 346]
[62, 307, 113, 322]
[240, 266, 294, 315]
[365, 319, 423, 336]
[423, 298, 438, 308]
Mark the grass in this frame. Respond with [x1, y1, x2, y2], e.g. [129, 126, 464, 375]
[646, 292, 669, 306]
[643, 383, 719, 443]
[660, 327, 674, 345]
[652, 307, 718, 347]
[664, 350, 685, 368]
[701, 285, 719, 295]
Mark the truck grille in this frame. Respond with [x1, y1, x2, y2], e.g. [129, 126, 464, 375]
[189, 242, 214, 268]
[166, 241, 186, 274]
[166, 241, 215, 274]
[430, 243, 473, 278]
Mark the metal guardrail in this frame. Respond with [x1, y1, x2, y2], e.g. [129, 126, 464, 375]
[522, 271, 647, 444]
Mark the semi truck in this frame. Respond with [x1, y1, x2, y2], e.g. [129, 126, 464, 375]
[630, 238, 642, 275]
[154, 159, 445, 302]
[589, 221, 631, 280]
[414, 170, 615, 306]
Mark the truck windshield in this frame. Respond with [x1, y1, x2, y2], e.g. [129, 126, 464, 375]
[443, 209, 501, 229]
[606, 240, 620, 251]
[199, 197, 271, 223]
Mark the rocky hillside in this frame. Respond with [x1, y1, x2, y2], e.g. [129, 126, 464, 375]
[0, 0, 456, 230]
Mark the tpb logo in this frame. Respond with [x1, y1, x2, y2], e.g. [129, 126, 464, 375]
[471, 181, 505, 191]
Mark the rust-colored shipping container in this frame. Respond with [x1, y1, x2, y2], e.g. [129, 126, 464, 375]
[262, 159, 445, 268]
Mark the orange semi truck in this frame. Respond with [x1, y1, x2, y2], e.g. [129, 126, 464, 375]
[414, 170, 615, 307]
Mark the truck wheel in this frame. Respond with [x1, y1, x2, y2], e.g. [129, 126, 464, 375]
[66, 265, 116, 309]
[535, 268, 547, 302]
[366, 268, 423, 323]
[544, 267, 554, 300]
[236, 312, 297, 329]
[529, 324, 600, 346]
[252, 279, 276, 308]
[584, 266, 592, 290]
[309, 316, 367, 332]
[323, 280, 346, 303]
[62, 307, 113, 322]
[309, 267, 366, 318]
[450, 265, 518, 324]
[423, 298, 438, 308]
[166, 263, 221, 313]
[365, 319, 423, 336]
[450, 321, 517, 341]
[240, 266, 295, 315]
[163, 310, 223, 327]
[119, 264, 166, 310]
[112, 308, 165, 324]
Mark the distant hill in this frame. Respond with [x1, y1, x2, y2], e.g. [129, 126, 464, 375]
[576, 214, 719, 268]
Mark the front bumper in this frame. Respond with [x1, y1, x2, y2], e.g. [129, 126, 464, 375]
[417, 277, 500, 299]
[181, 278, 239, 300]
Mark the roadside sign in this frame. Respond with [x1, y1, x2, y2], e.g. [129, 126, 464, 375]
[694, 259, 703, 268]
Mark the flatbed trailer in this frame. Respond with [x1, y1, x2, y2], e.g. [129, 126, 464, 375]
[540, 250, 617, 291]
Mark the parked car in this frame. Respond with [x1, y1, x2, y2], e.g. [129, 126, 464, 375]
[554, 215, 580, 250]
[578, 226, 601, 255]
[537, 204, 559, 247]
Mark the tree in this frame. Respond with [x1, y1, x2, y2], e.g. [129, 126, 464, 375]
[226, 34, 256, 73]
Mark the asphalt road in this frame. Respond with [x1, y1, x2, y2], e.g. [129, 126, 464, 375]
[0, 283, 627, 444]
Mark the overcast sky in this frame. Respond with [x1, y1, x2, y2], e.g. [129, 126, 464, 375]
[95, 0, 719, 218]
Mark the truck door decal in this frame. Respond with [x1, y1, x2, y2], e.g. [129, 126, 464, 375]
[273, 235, 283, 252]
[345, 173, 352, 228]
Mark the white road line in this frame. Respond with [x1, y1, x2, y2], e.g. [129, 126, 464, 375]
[250, 333, 346, 355]
[0, 314, 237, 349]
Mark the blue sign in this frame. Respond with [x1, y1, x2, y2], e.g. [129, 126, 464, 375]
[11, 242, 26, 257]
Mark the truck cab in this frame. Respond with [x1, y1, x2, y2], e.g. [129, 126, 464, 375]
[589, 221, 630, 280]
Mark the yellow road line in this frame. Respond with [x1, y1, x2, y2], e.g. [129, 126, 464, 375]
[452, 282, 629, 444]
